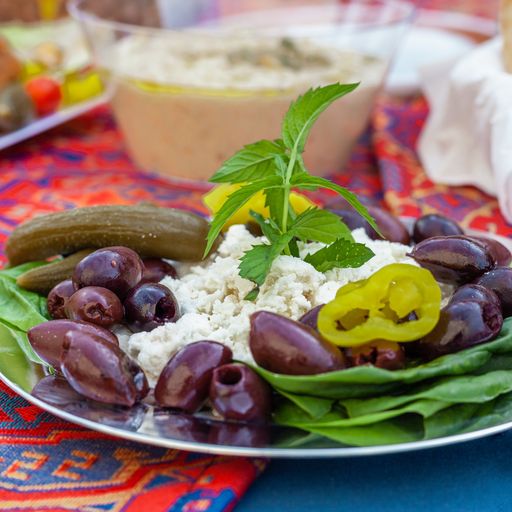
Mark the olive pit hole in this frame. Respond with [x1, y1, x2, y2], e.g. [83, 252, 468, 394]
[155, 297, 176, 322]
[217, 366, 242, 386]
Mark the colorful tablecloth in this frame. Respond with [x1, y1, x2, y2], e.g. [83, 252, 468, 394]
[0, 1, 507, 510]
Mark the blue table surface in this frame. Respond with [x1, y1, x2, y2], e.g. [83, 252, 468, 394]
[237, 431, 512, 512]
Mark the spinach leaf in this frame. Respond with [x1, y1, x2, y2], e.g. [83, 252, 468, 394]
[341, 370, 512, 417]
[0, 263, 50, 364]
[277, 390, 334, 419]
[275, 399, 450, 429]
[0, 261, 47, 280]
[0, 322, 35, 391]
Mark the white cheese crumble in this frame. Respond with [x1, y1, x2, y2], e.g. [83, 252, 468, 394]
[119, 225, 417, 384]
[110, 35, 384, 92]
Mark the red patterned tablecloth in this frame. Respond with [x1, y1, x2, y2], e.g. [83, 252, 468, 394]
[0, 1, 507, 510]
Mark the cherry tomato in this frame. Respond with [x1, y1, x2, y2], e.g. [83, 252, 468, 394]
[24, 76, 62, 116]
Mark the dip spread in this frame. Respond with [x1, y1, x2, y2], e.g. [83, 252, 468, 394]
[107, 35, 385, 180]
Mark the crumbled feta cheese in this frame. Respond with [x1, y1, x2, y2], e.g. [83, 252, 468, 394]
[125, 225, 418, 384]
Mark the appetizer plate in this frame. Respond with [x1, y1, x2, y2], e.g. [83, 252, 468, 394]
[0, 94, 108, 151]
[1, 224, 511, 459]
[0, 19, 109, 151]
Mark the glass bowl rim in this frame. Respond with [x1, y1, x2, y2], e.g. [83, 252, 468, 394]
[68, 0, 416, 37]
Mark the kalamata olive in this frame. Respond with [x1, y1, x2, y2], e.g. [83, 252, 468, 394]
[412, 214, 464, 243]
[409, 236, 495, 284]
[329, 209, 370, 233]
[245, 221, 263, 237]
[209, 363, 272, 423]
[28, 319, 118, 369]
[66, 401, 147, 431]
[154, 341, 232, 412]
[208, 421, 271, 448]
[153, 410, 210, 443]
[345, 340, 406, 370]
[31, 375, 147, 431]
[65, 286, 124, 327]
[415, 300, 503, 360]
[330, 206, 410, 244]
[250, 311, 346, 375]
[468, 236, 512, 267]
[47, 279, 77, 319]
[73, 246, 143, 299]
[367, 206, 410, 245]
[298, 305, 324, 331]
[449, 284, 501, 310]
[32, 375, 83, 407]
[124, 283, 180, 332]
[60, 330, 148, 406]
[474, 267, 512, 317]
[141, 258, 178, 284]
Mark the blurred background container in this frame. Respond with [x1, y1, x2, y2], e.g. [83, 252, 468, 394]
[70, 0, 414, 181]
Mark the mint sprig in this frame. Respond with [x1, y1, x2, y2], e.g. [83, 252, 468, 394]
[205, 83, 377, 291]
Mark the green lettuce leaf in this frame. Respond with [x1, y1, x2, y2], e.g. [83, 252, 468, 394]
[0, 322, 35, 392]
[341, 370, 512, 418]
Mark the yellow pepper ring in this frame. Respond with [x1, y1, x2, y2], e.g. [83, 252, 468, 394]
[318, 263, 442, 347]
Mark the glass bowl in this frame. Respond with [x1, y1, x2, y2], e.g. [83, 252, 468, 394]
[69, 0, 414, 181]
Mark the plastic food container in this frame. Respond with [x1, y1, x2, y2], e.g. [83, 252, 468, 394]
[70, 0, 414, 181]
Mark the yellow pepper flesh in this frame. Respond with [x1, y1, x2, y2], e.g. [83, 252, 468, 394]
[203, 184, 316, 229]
[318, 263, 442, 347]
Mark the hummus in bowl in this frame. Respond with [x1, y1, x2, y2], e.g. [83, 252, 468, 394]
[70, 0, 413, 181]
[108, 36, 385, 180]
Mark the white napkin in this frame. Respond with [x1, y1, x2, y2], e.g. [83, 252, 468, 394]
[418, 37, 512, 223]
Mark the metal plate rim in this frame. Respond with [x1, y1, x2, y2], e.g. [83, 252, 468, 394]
[2, 221, 512, 458]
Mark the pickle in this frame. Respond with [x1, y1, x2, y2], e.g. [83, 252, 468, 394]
[16, 250, 93, 294]
[6, 205, 213, 266]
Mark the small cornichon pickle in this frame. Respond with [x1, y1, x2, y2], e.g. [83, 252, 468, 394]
[6, 204, 214, 266]
[317, 263, 442, 347]
[16, 249, 93, 294]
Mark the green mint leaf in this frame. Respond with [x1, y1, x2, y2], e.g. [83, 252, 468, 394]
[239, 232, 295, 286]
[205, 176, 282, 256]
[249, 210, 281, 242]
[289, 238, 300, 257]
[244, 288, 260, 301]
[304, 239, 374, 273]
[238, 244, 274, 286]
[264, 186, 286, 226]
[274, 154, 289, 179]
[210, 140, 287, 184]
[290, 174, 381, 235]
[282, 83, 359, 153]
[291, 208, 353, 244]
[261, 155, 289, 223]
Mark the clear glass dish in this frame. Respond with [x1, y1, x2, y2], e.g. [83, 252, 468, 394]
[69, 0, 414, 181]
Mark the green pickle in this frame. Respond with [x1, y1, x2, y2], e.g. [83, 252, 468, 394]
[16, 249, 93, 294]
[6, 204, 215, 266]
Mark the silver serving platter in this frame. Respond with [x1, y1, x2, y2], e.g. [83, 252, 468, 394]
[1, 223, 511, 458]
